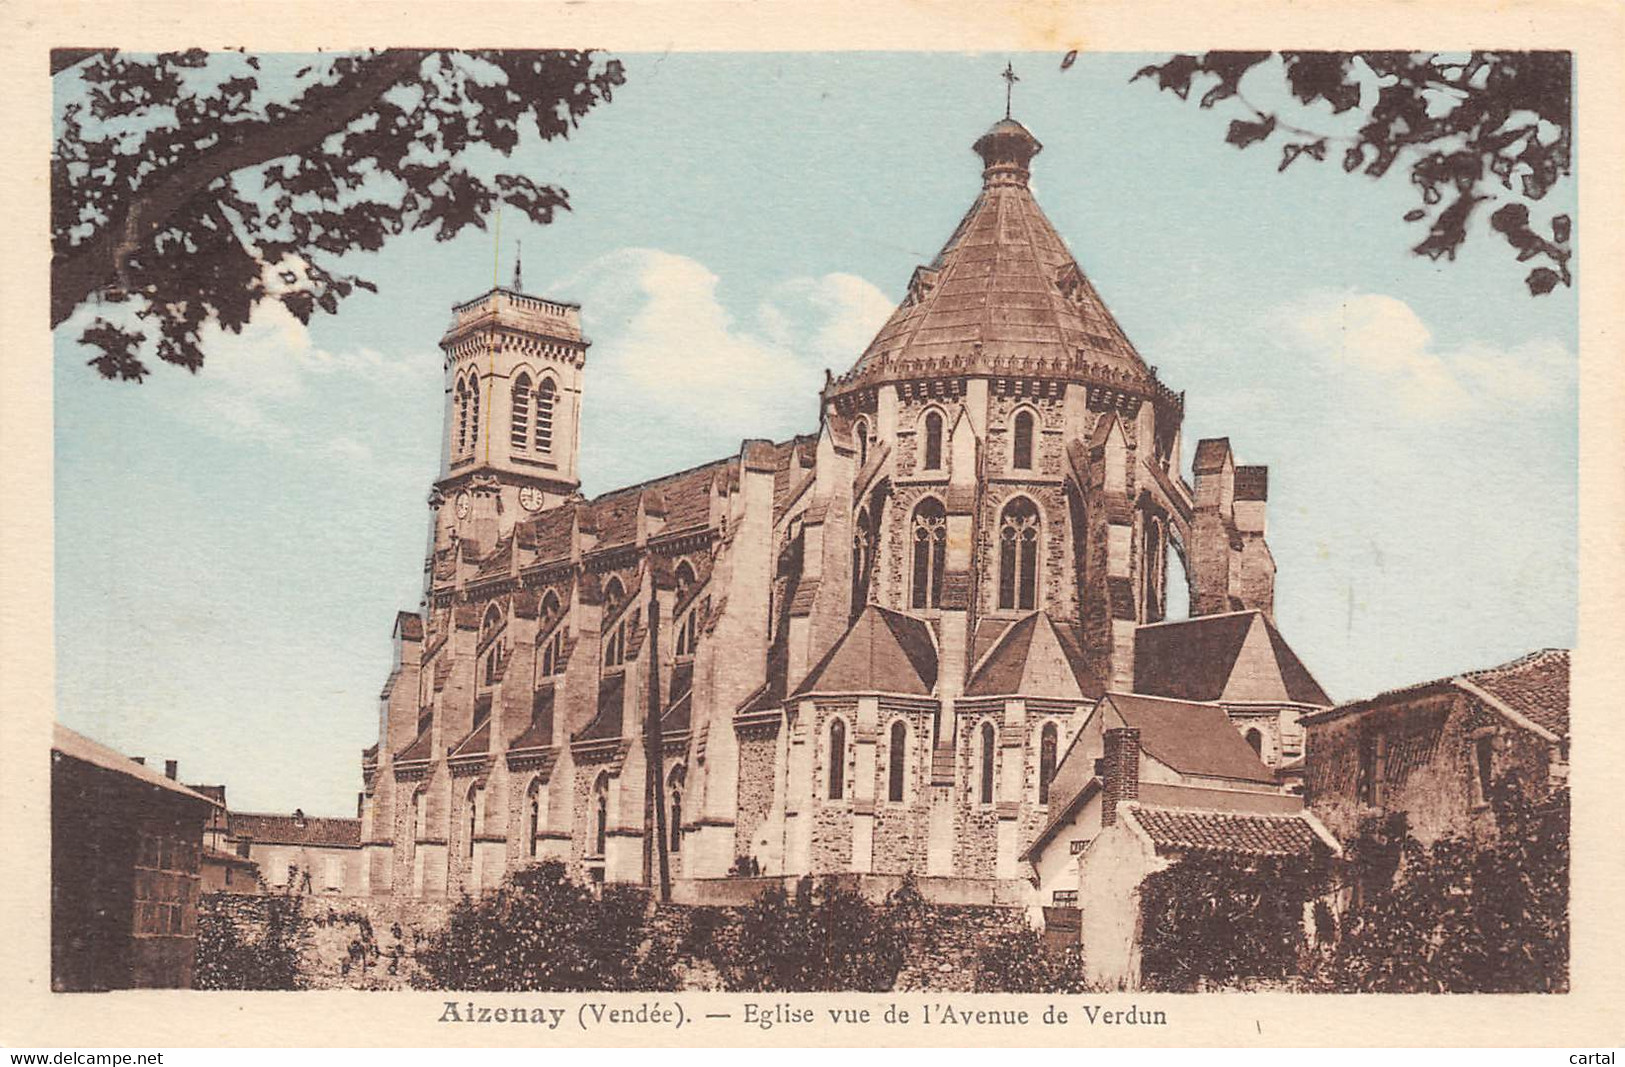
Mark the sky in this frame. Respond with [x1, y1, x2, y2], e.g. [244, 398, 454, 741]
[52, 52, 1577, 816]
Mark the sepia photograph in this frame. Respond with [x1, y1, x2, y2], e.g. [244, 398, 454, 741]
[5, 1, 1623, 1051]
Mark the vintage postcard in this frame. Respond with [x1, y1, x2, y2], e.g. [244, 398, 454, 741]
[3, 0, 1623, 1051]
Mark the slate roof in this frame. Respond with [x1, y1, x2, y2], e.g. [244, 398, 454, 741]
[1134, 611, 1331, 707]
[794, 605, 938, 697]
[840, 119, 1150, 388]
[1128, 805, 1325, 858]
[1106, 693, 1277, 784]
[230, 812, 361, 849]
[1460, 649, 1569, 738]
[965, 612, 1102, 700]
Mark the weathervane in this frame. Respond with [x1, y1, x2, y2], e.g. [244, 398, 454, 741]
[1002, 61, 1019, 119]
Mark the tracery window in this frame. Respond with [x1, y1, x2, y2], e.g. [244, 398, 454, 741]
[979, 721, 997, 805]
[998, 497, 1040, 611]
[1039, 722, 1059, 805]
[511, 372, 532, 449]
[910, 498, 947, 610]
[828, 718, 848, 801]
[1013, 409, 1035, 470]
[888, 720, 908, 803]
[922, 410, 944, 470]
[535, 378, 556, 453]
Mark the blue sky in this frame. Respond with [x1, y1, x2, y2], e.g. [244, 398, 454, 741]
[53, 52, 1577, 815]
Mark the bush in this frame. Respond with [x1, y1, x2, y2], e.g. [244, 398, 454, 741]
[195, 892, 309, 990]
[973, 926, 1091, 993]
[413, 861, 675, 991]
[724, 876, 908, 991]
[1311, 781, 1569, 993]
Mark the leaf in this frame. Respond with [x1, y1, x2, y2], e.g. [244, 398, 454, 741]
[1404, 209, 1427, 222]
[1552, 214, 1571, 243]
[1526, 267, 1560, 295]
[1225, 114, 1276, 149]
[1060, 50, 1078, 71]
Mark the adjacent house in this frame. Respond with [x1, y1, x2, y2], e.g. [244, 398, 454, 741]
[228, 810, 365, 895]
[1301, 648, 1570, 846]
[51, 725, 219, 990]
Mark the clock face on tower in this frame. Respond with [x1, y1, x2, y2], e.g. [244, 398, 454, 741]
[518, 485, 545, 512]
[455, 492, 471, 519]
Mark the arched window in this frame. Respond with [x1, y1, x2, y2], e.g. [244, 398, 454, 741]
[998, 497, 1041, 611]
[454, 375, 471, 454]
[668, 767, 685, 854]
[910, 498, 947, 610]
[1143, 518, 1164, 620]
[603, 623, 625, 668]
[466, 783, 484, 858]
[468, 371, 481, 451]
[540, 626, 564, 677]
[527, 779, 542, 858]
[979, 721, 997, 805]
[510, 372, 532, 450]
[593, 773, 609, 856]
[854, 418, 869, 467]
[1012, 409, 1035, 470]
[1039, 722, 1059, 805]
[888, 720, 908, 803]
[480, 604, 501, 642]
[674, 561, 696, 597]
[828, 718, 847, 800]
[1245, 729, 1264, 756]
[675, 610, 699, 657]
[922, 410, 944, 470]
[534, 378, 556, 453]
[412, 788, 427, 840]
[603, 577, 625, 614]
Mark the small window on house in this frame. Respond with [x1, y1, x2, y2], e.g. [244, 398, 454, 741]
[1357, 732, 1381, 806]
[828, 719, 847, 801]
[923, 410, 944, 470]
[1039, 722, 1059, 805]
[1013, 409, 1035, 470]
[888, 720, 908, 803]
[1472, 734, 1496, 807]
[235, 840, 251, 859]
[980, 721, 997, 805]
[535, 378, 557, 453]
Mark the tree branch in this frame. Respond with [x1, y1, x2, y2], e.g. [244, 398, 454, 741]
[51, 48, 425, 328]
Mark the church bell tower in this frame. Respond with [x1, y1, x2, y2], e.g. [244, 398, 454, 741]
[430, 257, 588, 555]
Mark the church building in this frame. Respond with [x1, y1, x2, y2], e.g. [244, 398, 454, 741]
[356, 112, 1329, 900]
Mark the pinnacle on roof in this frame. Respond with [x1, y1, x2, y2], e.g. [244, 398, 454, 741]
[973, 118, 1042, 188]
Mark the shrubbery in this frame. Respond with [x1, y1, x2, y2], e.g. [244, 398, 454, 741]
[195, 890, 309, 990]
[973, 926, 1091, 993]
[414, 860, 675, 991]
[723, 876, 911, 991]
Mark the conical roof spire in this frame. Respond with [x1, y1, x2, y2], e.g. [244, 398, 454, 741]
[829, 116, 1156, 398]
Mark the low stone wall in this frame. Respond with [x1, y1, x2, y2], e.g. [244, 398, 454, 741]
[201, 888, 1037, 992]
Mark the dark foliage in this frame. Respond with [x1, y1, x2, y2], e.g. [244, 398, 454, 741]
[1311, 780, 1569, 993]
[52, 48, 625, 379]
[972, 926, 1092, 993]
[1124, 51, 1572, 294]
[194, 890, 309, 990]
[413, 860, 674, 991]
[723, 876, 910, 992]
[1137, 851, 1332, 992]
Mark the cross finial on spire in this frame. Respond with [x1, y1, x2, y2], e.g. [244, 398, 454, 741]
[1002, 61, 1019, 119]
[512, 240, 523, 292]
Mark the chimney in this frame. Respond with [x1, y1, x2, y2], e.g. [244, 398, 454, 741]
[164, 759, 178, 780]
[1100, 727, 1141, 827]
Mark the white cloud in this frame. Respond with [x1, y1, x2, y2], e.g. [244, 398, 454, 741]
[1286, 290, 1573, 418]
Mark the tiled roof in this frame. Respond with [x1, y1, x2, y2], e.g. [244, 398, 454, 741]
[1106, 693, 1277, 784]
[842, 120, 1148, 388]
[518, 504, 578, 565]
[589, 457, 732, 549]
[795, 605, 938, 697]
[965, 612, 1103, 700]
[1134, 611, 1330, 707]
[1460, 649, 1569, 738]
[51, 724, 221, 808]
[230, 812, 361, 849]
[1129, 805, 1325, 858]
[203, 844, 259, 869]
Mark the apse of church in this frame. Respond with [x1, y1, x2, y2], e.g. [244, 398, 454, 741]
[357, 112, 1297, 898]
